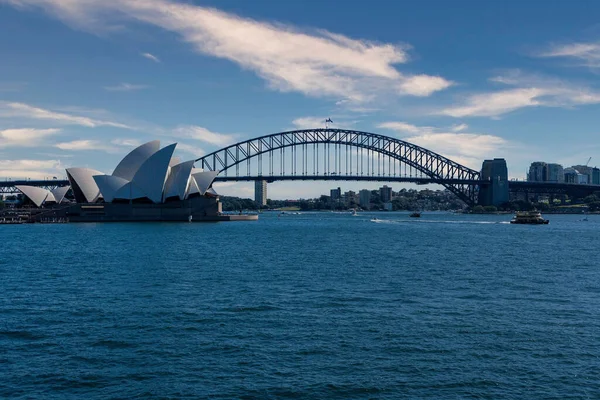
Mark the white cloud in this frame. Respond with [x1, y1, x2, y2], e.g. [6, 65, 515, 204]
[55, 140, 102, 150]
[537, 42, 600, 68]
[0, 159, 65, 179]
[55, 139, 120, 153]
[0, 102, 133, 129]
[110, 138, 142, 147]
[291, 117, 356, 130]
[4, 0, 452, 104]
[141, 52, 160, 63]
[0, 128, 61, 148]
[376, 121, 433, 134]
[440, 88, 543, 118]
[175, 142, 205, 157]
[398, 75, 454, 97]
[438, 71, 600, 118]
[104, 83, 148, 91]
[451, 123, 468, 132]
[377, 121, 510, 169]
[173, 125, 236, 146]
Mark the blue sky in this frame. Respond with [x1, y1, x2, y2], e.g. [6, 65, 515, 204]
[2, 0, 600, 199]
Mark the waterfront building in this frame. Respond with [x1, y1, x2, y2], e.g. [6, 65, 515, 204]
[379, 185, 392, 203]
[15, 140, 226, 221]
[343, 190, 358, 206]
[383, 202, 393, 211]
[330, 187, 341, 201]
[528, 162, 547, 182]
[546, 163, 564, 183]
[571, 165, 600, 185]
[563, 167, 589, 184]
[254, 180, 267, 206]
[359, 189, 371, 209]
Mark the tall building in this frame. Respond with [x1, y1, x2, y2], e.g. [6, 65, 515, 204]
[546, 163, 564, 183]
[359, 189, 371, 208]
[479, 158, 509, 206]
[344, 190, 358, 206]
[254, 180, 267, 206]
[571, 165, 600, 184]
[330, 187, 341, 201]
[528, 162, 547, 182]
[379, 185, 392, 203]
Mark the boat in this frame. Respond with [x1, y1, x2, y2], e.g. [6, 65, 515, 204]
[409, 212, 421, 218]
[510, 211, 549, 224]
[351, 209, 357, 216]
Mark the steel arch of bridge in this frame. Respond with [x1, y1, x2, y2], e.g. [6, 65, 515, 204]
[195, 129, 482, 205]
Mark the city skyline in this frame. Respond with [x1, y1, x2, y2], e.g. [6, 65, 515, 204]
[3, 0, 600, 199]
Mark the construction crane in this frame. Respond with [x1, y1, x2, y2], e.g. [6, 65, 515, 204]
[586, 157, 592, 167]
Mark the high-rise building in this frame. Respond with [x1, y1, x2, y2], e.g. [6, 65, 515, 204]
[546, 163, 564, 183]
[571, 165, 599, 184]
[528, 162, 547, 182]
[359, 189, 371, 208]
[330, 187, 341, 201]
[344, 190, 358, 206]
[379, 185, 392, 203]
[480, 158, 509, 206]
[254, 180, 267, 206]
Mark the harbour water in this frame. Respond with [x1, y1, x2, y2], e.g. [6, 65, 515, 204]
[1, 212, 599, 398]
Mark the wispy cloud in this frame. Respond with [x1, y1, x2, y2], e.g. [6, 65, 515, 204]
[438, 71, 600, 118]
[0, 128, 61, 148]
[451, 123, 468, 132]
[5, 0, 453, 105]
[55, 140, 103, 151]
[291, 117, 356, 130]
[141, 52, 160, 63]
[378, 121, 509, 169]
[175, 142, 205, 157]
[0, 159, 65, 180]
[0, 102, 134, 129]
[110, 138, 142, 147]
[54, 140, 123, 153]
[173, 125, 236, 146]
[104, 82, 148, 92]
[536, 41, 600, 68]
[376, 121, 433, 134]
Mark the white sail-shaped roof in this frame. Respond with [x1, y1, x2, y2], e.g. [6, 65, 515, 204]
[164, 160, 194, 200]
[16, 185, 52, 207]
[130, 143, 177, 203]
[192, 170, 220, 196]
[113, 181, 147, 200]
[93, 175, 129, 203]
[66, 168, 102, 203]
[112, 140, 160, 181]
[51, 186, 70, 204]
[206, 187, 218, 196]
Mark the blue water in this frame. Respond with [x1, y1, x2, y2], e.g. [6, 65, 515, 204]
[1, 212, 599, 399]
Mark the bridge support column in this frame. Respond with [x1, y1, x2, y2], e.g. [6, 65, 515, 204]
[255, 180, 267, 206]
[479, 158, 509, 206]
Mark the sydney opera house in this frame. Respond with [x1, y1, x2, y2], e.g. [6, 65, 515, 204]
[15, 140, 244, 222]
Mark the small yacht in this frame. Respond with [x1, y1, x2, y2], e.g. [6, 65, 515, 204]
[510, 211, 549, 224]
[410, 212, 421, 218]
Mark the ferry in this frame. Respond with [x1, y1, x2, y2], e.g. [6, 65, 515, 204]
[410, 212, 421, 218]
[510, 211, 549, 225]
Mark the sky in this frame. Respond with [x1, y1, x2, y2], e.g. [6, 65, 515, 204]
[2, 0, 600, 199]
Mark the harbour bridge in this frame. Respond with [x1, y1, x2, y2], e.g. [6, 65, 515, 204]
[2, 129, 600, 206]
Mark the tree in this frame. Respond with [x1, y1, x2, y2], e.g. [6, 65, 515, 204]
[0, 199, 4, 209]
